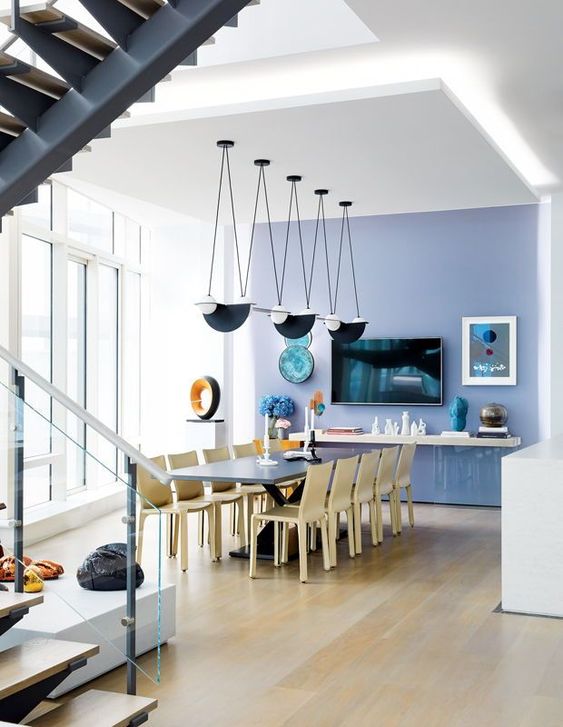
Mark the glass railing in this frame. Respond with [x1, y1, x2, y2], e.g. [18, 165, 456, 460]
[0, 365, 166, 690]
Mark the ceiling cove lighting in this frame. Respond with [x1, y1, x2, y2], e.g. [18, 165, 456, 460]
[196, 140, 252, 332]
[321, 200, 367, 344]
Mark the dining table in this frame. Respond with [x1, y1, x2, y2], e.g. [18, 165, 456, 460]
[169, 447, 363, 560]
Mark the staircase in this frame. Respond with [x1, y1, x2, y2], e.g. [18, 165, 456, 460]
[0, 593, 157, 726]
[0, 0, 260, 216]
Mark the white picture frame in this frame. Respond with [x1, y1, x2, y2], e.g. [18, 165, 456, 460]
[462, 316, 517, 386]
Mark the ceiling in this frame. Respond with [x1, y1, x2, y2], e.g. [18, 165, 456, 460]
[67, 88, 535, 224]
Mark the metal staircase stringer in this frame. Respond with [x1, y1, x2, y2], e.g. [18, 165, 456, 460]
[0, 0, 252, 216]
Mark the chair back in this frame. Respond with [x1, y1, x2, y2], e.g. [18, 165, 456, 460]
[167, 451, 205, 500]
[233, 442, 258, 458]
[138, 455, 172, 508]
[376, 446, 400, 495]
[202, 446, 236, 493]
[299, 460, 333, 522]
[268, 439, 282, 452]
[355, 450, 381, 503]
[395, 443, 417, 486]
[328, 455, 359, 512]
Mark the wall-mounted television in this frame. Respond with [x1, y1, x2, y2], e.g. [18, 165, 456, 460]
[331, 337, 443, 406]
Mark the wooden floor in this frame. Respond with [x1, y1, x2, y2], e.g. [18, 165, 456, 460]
[26, 503, 563, 726]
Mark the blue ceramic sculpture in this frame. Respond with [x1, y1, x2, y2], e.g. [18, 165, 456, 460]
[449, 396, 469, 431]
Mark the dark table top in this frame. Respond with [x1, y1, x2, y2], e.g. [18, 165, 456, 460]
[169, 448, 365, 486]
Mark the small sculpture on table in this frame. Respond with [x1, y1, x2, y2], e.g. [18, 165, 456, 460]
[449, 396, 469, 432]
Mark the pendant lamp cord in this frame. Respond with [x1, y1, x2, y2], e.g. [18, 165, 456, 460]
[294, 184, 310, 308]
[306, 195, 321, 307]
[207, 146, 226, 296]
[225, 147, 244, 298]
[333, 206, 346, 314]
[280, 180, 310, 306]
[279, 181, 294, 303]
[319, 194, 333, 315]
[345, 206, 361, 318]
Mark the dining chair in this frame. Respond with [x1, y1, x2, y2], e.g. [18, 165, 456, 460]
[374, 446, 400, 543]
[137, 455, 216, 572]
[393, 442, 417, 534]
[352, 450, 382, 554]
[326, 455, 359, 567]
[249, 460, 333, 583]
[232, 442, 272, 545]
[202, 446, 245, 558]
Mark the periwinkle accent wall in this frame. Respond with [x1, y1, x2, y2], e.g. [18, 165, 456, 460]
[240, 204, 541, 504]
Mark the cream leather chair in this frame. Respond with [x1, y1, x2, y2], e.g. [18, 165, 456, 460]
[393, 443, 417, 533]
[326, 455, 358, 567]
[374, 446, 400, 543]
[232, 442, 272, 544]
[249, 460, 333, 583]
[137, 455, 216, 572]
[352, 450, 381, 554]
[202, 446, 245, 558]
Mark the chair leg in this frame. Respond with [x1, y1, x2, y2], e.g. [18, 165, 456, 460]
[249, 514, 259, 578]
[297, 523, 308, 583]
[245, 496, 253, 548]
[328, 512, 337, 568]
[375, 494, 383, 543]
[319, 517, 331, 572]
[198, 510, 204, 547]
[165, 514, 172, 558]
[136, 512, 147, 564]
[369, 500, 378, 547]
[172, 514, 179, 557]
[346, 508, 355, 558]
[215, 504, 223, 560]
[336, 512, 341, 540]
[390, 492, 398, 536]
[274, 522, 280, 567]
[353, 502, 362, 555]
[396, 489, 403, 534]
[207, 506, 217, 562]
[237, 498, 246, 547]
[180, 513, 188, 572]
[230, 503, 236, 536]
[406, 484, 415, 527]
[282, 523, 289, 564]
[310, 522, 317, 551]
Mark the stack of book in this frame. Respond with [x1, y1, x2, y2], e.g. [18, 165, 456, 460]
[326, 426, 364, 435]
[476, 426, 511, 439]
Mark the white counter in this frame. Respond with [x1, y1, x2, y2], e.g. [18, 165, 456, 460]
[289, 431, 521, 448]
[502, 435, 563, 616]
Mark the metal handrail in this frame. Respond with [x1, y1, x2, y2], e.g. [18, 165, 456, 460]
[0, 343, 173, 484]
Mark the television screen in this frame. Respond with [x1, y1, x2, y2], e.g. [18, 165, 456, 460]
[331, 337, 443, 406]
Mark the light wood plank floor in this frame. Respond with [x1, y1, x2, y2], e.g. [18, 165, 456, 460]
[25, 504, 563, 726]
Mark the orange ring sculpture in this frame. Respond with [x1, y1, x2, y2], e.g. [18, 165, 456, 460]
[190, 376, 221, 420]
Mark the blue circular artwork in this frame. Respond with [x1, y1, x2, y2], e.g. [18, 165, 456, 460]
[284, 332, 312, 349]
[279, 346, 314, 384]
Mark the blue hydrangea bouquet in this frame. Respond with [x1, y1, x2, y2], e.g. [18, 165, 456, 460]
[258, 395, 295, 437]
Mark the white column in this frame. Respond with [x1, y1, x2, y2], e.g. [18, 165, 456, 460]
[547, 194, 563, 436]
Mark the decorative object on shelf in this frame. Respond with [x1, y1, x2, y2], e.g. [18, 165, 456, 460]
[462, 316, 517, 385]
[0, 554, 63, 582]
[279, 345, 314, 384]
[285, 332, 312, 349]
[24, 565, 44, 593]
[190, 375, 221, 420]
[480, 402, 508, 428]
[0, 583, 7, 592]
[310, 389, 325, 416]
[276, 418, 291, 439]
[384, 418, 393, 435]
[196, 141, 252, 333]
[258, 394, 295, 438]
[31, 559, 64, 580]
[392, 422, 400, 436]
[319, 195, 367, 343]
[449, 396, 469, 432]
[418, 418, 427, 435]
[410, 421, 419, 437]
[371, 416, 381, 435]
[77, 543, 144, 591]
[401, 411, 411, 436]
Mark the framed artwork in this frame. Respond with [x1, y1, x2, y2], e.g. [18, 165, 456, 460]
[462, 316, 517, 386]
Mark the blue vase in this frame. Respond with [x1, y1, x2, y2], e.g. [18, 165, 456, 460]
[449, 396, 469, 432]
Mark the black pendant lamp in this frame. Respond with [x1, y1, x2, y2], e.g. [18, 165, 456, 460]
[196, 140, 251, 332]
[324, 201, 367, 343]
[270, 175, 316, 339]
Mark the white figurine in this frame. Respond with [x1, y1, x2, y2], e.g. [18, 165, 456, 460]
[371, 417, 380, 435]
[418, 418, 427, 436]
[384, 418, 393, 435]
[392, 422, 400, 436]
[401, 411, 411, 436]
[410, 421, 418, 437]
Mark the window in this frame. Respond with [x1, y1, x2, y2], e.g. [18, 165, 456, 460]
[67, 259, 87, 491]
[20, 183, 51, 230]
[68, 189, 112, 252]
[123, 272, 141, 441]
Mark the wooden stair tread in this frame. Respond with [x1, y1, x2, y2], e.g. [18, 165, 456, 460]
[0, 591, 43, 619]
[116, 0, 164, 21]
[0, 52, 69, 98]
[0, 639, 99, 701]
[27, 689, 158, 726]
[0, 111, 26, 136]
